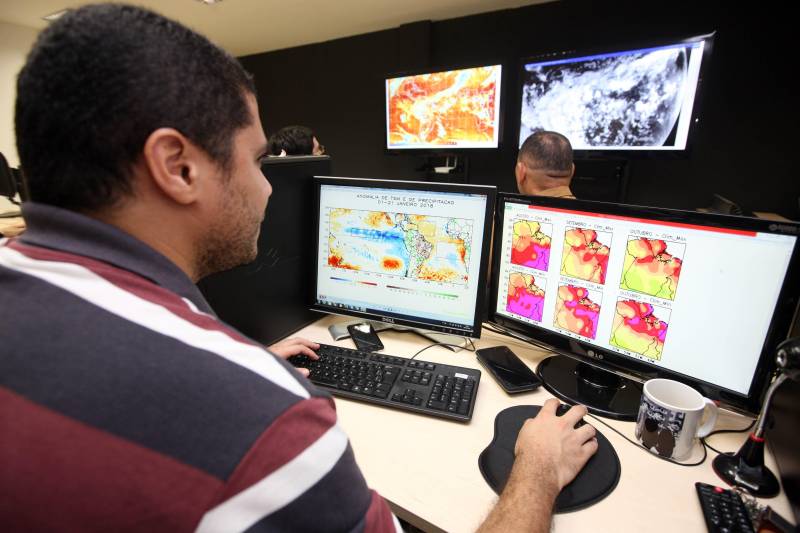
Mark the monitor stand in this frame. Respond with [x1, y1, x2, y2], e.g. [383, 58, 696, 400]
[537, 354, 642, 421]
[328, 320, 470, 352]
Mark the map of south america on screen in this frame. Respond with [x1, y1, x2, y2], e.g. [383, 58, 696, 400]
[560, 227, 612, 284]
[620, 237, 684, 300]
[506, 272, 546, 322]
[511, 220, 552, 271]
[610, 299, 670, 360]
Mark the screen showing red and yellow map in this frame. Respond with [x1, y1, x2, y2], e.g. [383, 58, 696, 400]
[493, 200, 800, 396]
[386, 65, 502, 149]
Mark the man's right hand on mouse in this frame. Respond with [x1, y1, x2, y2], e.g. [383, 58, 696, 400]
[515, 398, 598, 491]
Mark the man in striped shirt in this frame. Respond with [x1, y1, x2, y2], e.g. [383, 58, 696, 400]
[1, 5, 597, 532]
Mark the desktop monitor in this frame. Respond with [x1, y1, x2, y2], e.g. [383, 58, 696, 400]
[312, 176, 496, 339]
[518, 32, 714, 154]
[488, 193, 800, 419]
[198, 156, 331, 345]
[385, 64, 503, 152]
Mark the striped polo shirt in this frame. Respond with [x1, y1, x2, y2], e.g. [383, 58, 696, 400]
[0, 203, 400, 532]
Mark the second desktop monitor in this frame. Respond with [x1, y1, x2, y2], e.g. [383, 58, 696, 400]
[311, 177, 496, 338]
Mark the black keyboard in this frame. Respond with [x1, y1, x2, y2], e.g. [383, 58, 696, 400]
[288, 343, 481, 422]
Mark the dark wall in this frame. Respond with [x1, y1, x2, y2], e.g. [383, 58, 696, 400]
[240, 0, 799, 218]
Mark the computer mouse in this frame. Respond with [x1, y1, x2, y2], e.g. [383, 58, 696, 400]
[555, 402, 588, 428]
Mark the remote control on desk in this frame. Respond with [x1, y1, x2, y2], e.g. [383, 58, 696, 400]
[696, 482, 754, 533]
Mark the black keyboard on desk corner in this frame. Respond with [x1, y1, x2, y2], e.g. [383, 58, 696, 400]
[288, 343, 481, 422]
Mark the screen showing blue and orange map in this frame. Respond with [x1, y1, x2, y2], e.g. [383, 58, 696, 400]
[316, 182, 489, 334]
[386, 65, 502, 150]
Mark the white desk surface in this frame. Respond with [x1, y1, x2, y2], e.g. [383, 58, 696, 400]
[292, 315, 795, 533]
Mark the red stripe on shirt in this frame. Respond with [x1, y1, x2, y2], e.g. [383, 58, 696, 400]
[0, 387, 222, 533]
[6, 241, 258, 346]
[363, 490, 397, 533]
[211, 396, 339, 503]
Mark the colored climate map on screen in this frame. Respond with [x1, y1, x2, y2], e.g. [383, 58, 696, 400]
[620, 237, 684, 300]
[554, 285, 601, 339]
[506, 272, 546, 322]
[326, 208, 473, 285]
[560, 227, 611, 284]
[610, 299, 670, 360]
[510, 220, 552, 271]
[387, 65, 501, 147]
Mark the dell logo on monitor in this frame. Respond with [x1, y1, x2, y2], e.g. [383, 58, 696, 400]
[382, 317, 395, 324]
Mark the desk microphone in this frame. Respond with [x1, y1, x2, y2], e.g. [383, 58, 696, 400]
[713, 336, 800, 497]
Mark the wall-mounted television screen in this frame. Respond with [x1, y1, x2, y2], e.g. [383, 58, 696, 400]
[518, 33, 713, 152]
[386, 64, 502, 151]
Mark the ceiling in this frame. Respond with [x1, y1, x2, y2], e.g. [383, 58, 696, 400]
[0, 0, 550, 56]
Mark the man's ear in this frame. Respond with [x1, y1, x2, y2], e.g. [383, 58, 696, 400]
[514, 161, 527, 193]
[569, 163, 576, 179]
[142, 128, 203, 205]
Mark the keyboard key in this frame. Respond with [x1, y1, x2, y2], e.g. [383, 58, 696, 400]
[427, 400, 446, 410]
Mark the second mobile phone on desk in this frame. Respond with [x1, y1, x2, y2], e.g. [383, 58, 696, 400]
[476, 345, 542, 393]
[347, 323, 384, 352]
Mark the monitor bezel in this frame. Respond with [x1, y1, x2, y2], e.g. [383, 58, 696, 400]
[516, 31, 716, 159]
[488, 193, 800, 414]
[384, 61, 506, 155]
[311, 176, 497, 338]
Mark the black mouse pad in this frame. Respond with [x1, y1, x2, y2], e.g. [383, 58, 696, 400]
[478, 405, 620, 513]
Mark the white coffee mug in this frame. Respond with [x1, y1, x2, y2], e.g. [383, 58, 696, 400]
[635, 378, 719, 460]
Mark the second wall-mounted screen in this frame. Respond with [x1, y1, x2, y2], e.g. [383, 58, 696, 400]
[519, 35, 711, 151]
[386, 64, 502, 150]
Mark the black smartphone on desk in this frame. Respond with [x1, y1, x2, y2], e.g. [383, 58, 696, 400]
[476, 345, 542, 393]
[347, 323, 384, 352]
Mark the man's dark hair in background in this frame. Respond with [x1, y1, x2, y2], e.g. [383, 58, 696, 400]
[266, 125, 324, 156]
[16, 4, 255, 212]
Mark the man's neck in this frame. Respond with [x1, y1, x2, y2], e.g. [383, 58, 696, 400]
[527, 182, 572, 196]
[88, 203, 200, 282]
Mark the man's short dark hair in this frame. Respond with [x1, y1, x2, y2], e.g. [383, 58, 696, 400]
[15, 4, 255, 211]
[518, 131, 573, 173]
[267, 125, 315, 156]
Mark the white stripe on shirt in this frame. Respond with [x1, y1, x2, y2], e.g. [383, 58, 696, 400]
[0, 246, 309, 399]
[195, 423, 349, 533]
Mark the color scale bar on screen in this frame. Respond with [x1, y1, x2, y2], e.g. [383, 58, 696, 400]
[330, 277, 378, 287]
[386, 285, 458, 299]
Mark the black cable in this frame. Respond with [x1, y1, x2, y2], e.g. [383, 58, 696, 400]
[587, 413, 708, 467]
[702, 441, 730, 456]
[704, 420, 755, 438]
[410, 341, 476, 360]
[700, 420, 755, 456]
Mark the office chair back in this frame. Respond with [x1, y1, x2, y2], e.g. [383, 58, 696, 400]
[0, 152, 17, 200]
